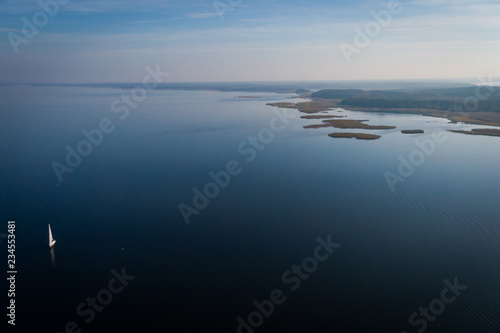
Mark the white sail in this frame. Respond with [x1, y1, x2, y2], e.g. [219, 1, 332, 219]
[48, 224, 56, 248]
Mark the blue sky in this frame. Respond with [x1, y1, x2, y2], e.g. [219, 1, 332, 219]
[1, 0, 499, 83]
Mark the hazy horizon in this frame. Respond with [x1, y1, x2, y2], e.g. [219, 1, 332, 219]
[1, 78, 496, 85]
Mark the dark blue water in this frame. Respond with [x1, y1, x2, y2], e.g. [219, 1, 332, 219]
[1, 85, 499, 332]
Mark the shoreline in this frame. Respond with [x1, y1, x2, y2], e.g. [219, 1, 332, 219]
[267, 98, 500, 139]
[267, 100, 500, 127]
[449, 128, 500, 137]
[304, 119, 396, 130]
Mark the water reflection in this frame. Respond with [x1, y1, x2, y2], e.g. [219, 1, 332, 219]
[50, 247, 55, 267]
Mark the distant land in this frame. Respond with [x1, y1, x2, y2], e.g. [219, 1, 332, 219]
[265, 85, 500, 137]
[401, 130, 425, 134]
[302, 119, 395, 141]
[304, 119, 395, 130]
[30, 80, 475, 94]
[328, 133, 381, 140]
[449, 128, 500, 137]
[311, 86, 500, 113]
[29, 81, 500, 137]
[301, 115, 344, 119]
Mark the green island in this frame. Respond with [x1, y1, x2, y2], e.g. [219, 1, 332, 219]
[328, 133, 381, 140]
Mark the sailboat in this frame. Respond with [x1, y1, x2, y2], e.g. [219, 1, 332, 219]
[48, 224, 56, 248]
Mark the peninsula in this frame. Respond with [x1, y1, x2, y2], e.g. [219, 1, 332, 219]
[449, 128, 500, 137]
[304, 119, 396, 130]
[267, 85, 500, 138]
[275, 86, 500, 117]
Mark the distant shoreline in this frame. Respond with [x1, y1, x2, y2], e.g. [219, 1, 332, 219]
[266, 100, 500, 127]
[449, 128, 500, 137]
[18, 83, 500, 138]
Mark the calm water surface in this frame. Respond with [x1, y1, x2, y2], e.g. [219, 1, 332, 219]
[1, 85, 499, 332]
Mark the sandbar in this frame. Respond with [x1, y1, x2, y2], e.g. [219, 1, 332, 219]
[267, 100, 338, 113]
[301, 115, 344, 119]
[328, 133, 381, 140]
[266, 100, 500, 127]
[449, 128, 500, 137]
[304, 119, 396, 130]
[401, 129, 424, 134]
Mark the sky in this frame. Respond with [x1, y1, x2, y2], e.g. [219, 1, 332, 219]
[0, 0, 499, 83]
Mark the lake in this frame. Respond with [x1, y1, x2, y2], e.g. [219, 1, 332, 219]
[1, 85, 499, 332]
